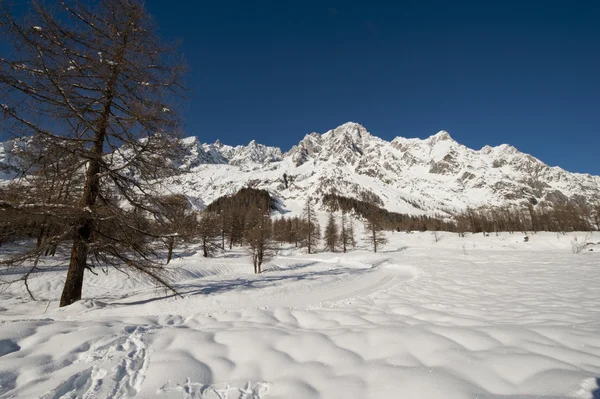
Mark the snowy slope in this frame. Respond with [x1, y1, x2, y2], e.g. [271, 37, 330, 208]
[3, 122, 600, 215]
[0, 139, 25, 180]
[1, 232, 599, 398]
[165, 122, 600, 216]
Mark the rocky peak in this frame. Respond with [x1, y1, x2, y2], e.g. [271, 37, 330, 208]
[3, 123, 600, 216]
[286, 122, 380, 167]
[427, 130, 454, 144]
[480, 145, 494, 154]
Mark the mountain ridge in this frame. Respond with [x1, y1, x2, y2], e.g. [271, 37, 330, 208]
[2, 122, 599, 216]
[163, 122, 600, 216]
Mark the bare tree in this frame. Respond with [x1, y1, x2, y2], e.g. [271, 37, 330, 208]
[155, 194, 195, 263]
[338, 212, 351, 253]
[197, 210, 220, 258]
[217, 210, 227, 250]
[300, 198, 320, 254]
[455, 213, 469, 237]
[364, 212, 387, 253]
[348, 215, 357, 249]
[0, 0, 186, 306]
[244, 206, 275, 274]
[324, 211, 338, 252]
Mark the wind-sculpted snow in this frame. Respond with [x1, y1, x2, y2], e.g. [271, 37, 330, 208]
[1, 232, 599, 398]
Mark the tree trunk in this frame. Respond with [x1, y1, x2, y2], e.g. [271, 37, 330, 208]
[60, 220, 92, 307]
[166, 236, 174, 264]
[59, 58, 120, 306]
[372, 227, 377, 253]
[257, 248, 263, 274]
[203, 237, 208, 257]
[36, 225, 47, 249]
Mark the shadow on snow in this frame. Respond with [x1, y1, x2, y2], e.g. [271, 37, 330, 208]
[111, 264, 353, 307]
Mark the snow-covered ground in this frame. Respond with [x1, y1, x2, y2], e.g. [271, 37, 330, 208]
[1, 232, 599, 398]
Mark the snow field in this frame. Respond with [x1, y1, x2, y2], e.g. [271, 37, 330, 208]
[0, 231, 599, 398]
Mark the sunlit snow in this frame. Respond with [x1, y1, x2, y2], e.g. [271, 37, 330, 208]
[1, 231, 599, 398]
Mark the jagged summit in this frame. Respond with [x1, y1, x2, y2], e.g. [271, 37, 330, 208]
[336, 121, 365, 129]
[154, 122, 600, 215]
[2, 122, 599, 216]
[325, 121, 369, 139]
[427, 130, 454, 143]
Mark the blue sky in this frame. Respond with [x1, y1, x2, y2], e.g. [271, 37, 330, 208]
[1, 1, 597, 174]
[142, 0, 600, 174]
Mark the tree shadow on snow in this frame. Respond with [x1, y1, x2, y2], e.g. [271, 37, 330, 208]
[593, 378, 600, 399]
[380, 246, 408, 253]
[264, 261, 318, 272]
[111, 266, 351, 306]
[219, 253, 246, 259]
[0, 264, 69, 277]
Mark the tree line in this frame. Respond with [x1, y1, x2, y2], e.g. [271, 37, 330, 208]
[4, 171, 600, 306]
[454, 202, 600, 235]
[322, 193, 456, 232]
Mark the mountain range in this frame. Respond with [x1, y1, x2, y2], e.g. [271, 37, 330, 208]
[2, 122, 599, 216]
[161, 122, 598, 215]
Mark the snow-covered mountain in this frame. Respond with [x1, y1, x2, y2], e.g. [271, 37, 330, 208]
[162, 122, 600, 216]
[2, 122, 599, 216]
[0, 139, 29, 180]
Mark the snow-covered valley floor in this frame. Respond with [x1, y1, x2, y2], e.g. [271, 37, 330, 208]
[1, 232, 599, 398]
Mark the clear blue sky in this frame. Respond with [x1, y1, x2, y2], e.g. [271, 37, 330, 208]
[2, 1, 597, 174]
[143, 0, 600, 174]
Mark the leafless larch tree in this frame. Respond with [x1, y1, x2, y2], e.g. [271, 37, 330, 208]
[0, 0, 187, 306]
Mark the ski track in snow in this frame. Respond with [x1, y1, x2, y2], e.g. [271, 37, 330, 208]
[1, 232, 600, 398]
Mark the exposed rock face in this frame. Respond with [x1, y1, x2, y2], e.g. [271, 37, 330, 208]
[3, 122, 599, 216]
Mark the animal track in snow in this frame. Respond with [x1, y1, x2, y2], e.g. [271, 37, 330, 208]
[158, 379, 271, 399]
[42, 325, 150, 399]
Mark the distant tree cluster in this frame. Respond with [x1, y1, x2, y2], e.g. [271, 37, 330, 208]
[204, 187, 274, 249]
[322, 193, 455, 232]
[271, 214, 320, 251]
[454, 202, 600, 235]
[206, 187, 276, 214]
